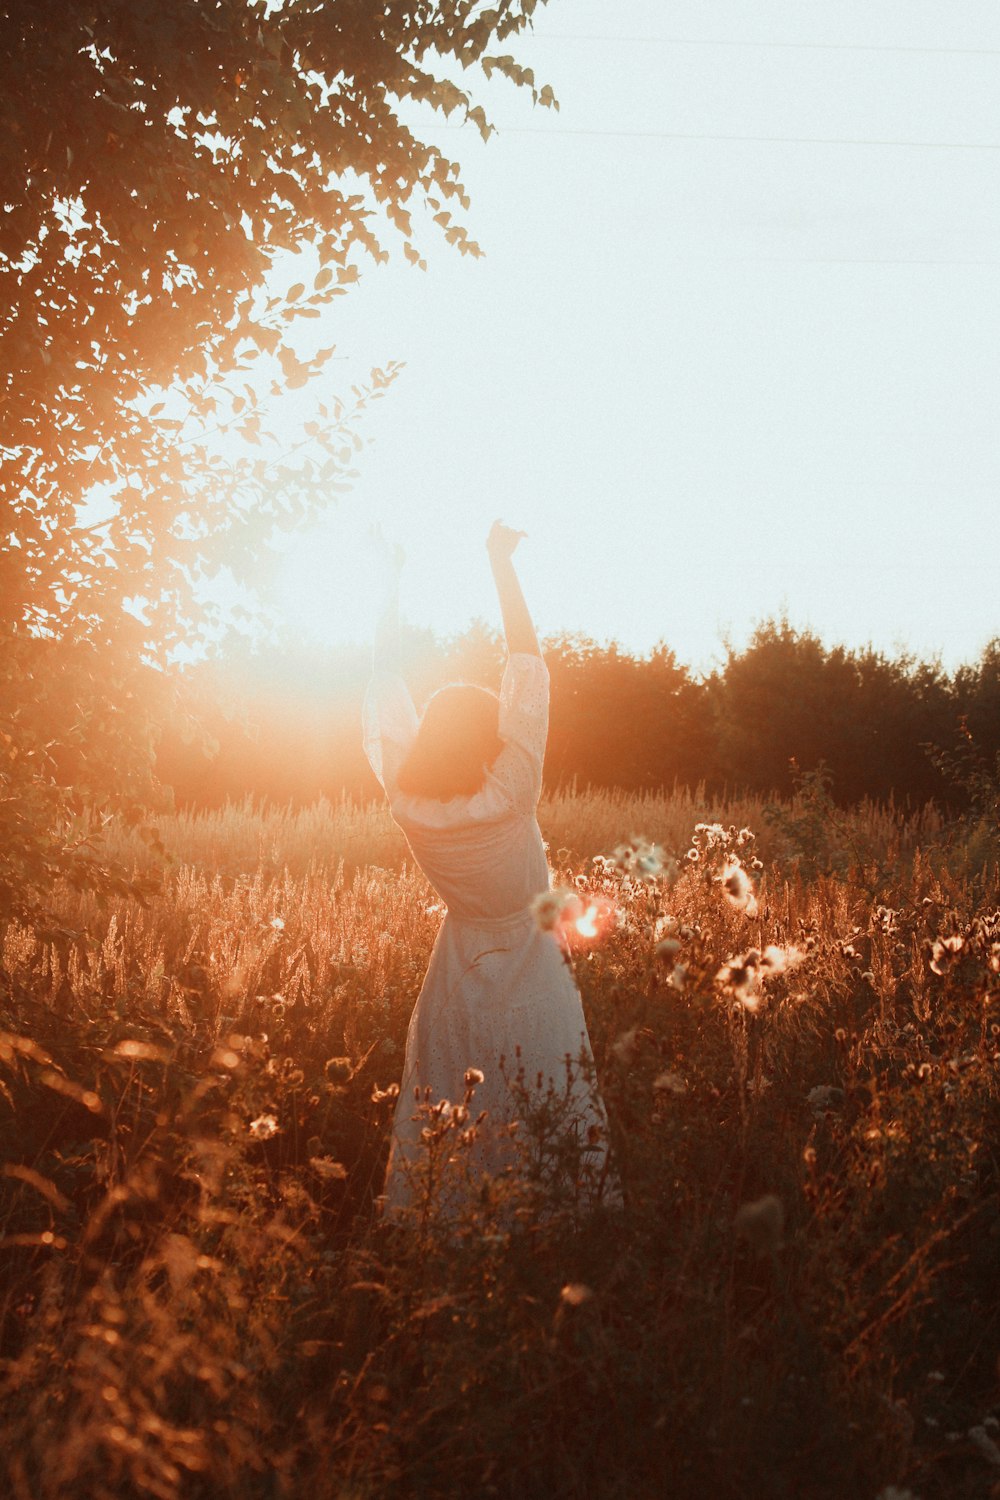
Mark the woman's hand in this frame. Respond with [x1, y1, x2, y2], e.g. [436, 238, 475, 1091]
[487, 521, 540, 656]
[486, 520, 527, 566]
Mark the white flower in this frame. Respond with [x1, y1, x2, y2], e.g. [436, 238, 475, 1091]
[249, 1113, 279, 1141]
[761, 944, 806, 975]
[269, 916, 285, 931]
[653, 1070, 687, 1096]
[720, 861, 755, 912]
[694, 822, 726, 846]
[464, 1067, 485, 1088]
[929, 935, 964, 975]
[611, 1027, 639, 1065]
[531, 888, 575, 931]
[716, 951, 762, 1009]
[667, 963, 688, 991]
[612, 836, 666, 882]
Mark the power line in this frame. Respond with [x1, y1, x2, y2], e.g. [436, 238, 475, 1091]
[490, 123, 1000, 151]
[526, 33, 1000, 60]
[637, 256, 1000, 267]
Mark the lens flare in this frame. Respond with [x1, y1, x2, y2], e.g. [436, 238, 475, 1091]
[575, 903, 601, 939]
[567, 895, 614, 946]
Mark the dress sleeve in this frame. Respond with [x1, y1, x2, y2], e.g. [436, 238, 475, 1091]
[362, 672, 419, 796]
[492, 652, 549, 812]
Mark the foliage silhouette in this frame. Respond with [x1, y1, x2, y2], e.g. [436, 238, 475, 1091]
[0, 0, 554, 915]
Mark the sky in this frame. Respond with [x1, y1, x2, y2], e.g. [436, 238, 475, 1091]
[257, 0, 1000, 675]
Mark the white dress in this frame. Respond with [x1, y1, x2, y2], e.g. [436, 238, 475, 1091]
[362, 653, 614, 1214]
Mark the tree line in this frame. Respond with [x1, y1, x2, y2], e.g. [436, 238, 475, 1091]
[157, 618, 1000, 811]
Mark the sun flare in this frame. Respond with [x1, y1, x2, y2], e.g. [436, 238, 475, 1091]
[575, 903, 602, 940]
[266, 512, 382, 647]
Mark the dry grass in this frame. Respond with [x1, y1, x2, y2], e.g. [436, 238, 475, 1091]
[1, 788, 998, 1500]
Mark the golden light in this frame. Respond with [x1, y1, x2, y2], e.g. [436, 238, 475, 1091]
[575, 903, 602, 939]
[567, 896, 614, 947]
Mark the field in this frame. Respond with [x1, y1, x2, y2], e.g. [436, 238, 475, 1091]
[0, 783, 998, 1500]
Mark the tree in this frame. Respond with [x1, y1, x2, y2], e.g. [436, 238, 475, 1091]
[0, 0, 554, 919]
[709, 618, 956, 804]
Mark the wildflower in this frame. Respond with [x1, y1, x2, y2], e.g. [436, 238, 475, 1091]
[734, 1194, 784, 1256]
[249, 1113, 279, 1141]
[968, 1426, 1000, 1468]
[667, 963, 688, 991]
[371, 1082, 400, 1103]
[269, 916, 285, 931]
[324, 1056, 352, 1083]
[694, 821, 726, 847]
[654, 914, 678, 940]
[532, 888, 575, 931]
[929, 935, 964, 975]
[464, 1067, 485, 1088]
[653, 1070, 687, 1096]
[655, 937, 681, 960]
[611, 1027, 639, 1065]
[612, 836, 665, 881]
[310, 1157, 348, 1182]
[719, 860, 758, 916]
[560, 1283, 593, 1307]
[716, 950, 762, 1010]
[807, 1085, 844, 1115]
[760, 944, 805, 975]
[634, 846, 664, 880]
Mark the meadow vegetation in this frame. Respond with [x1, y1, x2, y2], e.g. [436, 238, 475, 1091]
[0, 786, 998, 1499]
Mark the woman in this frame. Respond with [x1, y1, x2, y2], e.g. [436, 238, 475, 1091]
[363, 521, 614, 1215]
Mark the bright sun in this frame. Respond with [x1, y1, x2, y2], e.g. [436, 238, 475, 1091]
[266, 511, 382, 647]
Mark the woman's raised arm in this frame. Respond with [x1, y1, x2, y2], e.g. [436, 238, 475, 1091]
[487, 520, 540, 658]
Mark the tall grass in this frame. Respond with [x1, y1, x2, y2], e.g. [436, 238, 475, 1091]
[0, 788, 997, 1499]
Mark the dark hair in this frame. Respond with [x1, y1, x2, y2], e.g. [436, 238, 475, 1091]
[396, 683, 503, 801]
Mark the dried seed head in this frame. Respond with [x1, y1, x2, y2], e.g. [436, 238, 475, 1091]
[734, 1194, 784, 1256]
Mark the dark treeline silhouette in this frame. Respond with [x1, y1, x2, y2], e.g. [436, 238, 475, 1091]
[157, 619, 1000, 811]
